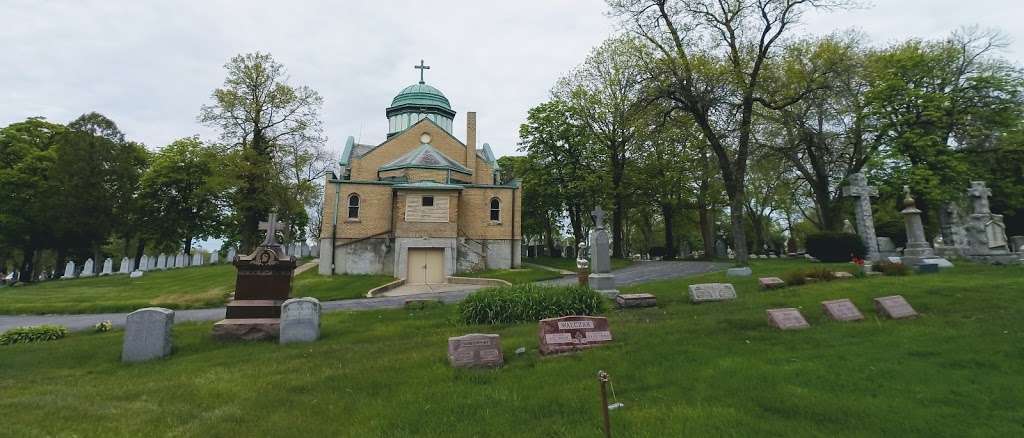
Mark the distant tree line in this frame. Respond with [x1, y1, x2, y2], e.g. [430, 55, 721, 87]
[509, 0, 1024, 265]
[0, 53, 333, 281]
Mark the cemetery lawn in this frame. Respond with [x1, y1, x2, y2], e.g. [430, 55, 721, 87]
[527, 255, 633, 272]
[291, 270, 395, 301]
[0, 267, 396, 314]
[0, 265, 236, 315]
[2, 260, 1023, 436]
[461, 266, 563, 284]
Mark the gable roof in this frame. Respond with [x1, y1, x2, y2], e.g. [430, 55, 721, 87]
[338, 118, 501, 169]
[379, 143, 472, 175]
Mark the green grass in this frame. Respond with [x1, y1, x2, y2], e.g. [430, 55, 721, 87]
[527, 255, 633, 271]
[0, 265, 236, 315]
[460, 266, 563, 284]
[291, 269, 395, 301]
[0, 263, 394, 315]
[1, 259, 1022, 436]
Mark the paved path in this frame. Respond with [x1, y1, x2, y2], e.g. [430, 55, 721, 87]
[540, 260, 726, 287]
[0, 261, 725, 333]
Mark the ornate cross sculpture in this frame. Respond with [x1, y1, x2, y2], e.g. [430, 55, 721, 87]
[968, 181, 992, 214]
[415, 59, 430, 84]
[592, 206, 606, 230]
[258, 213, 288, 246]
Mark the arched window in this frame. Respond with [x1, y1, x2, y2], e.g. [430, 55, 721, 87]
[489, 198, 501, 222]
[347, 194, 360, 219]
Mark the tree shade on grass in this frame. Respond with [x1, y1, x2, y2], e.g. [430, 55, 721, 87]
[0, 265, 396, 315]
[1, 260, 1022, 436]
[527, 256, 633, 272]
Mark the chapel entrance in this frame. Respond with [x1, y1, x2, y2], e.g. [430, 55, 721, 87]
[407, 248, 445, 284]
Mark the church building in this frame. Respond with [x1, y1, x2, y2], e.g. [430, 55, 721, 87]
[318, 62, 522, 283]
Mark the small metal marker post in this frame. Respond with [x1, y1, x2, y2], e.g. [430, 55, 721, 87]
[598, 370, 611, 438]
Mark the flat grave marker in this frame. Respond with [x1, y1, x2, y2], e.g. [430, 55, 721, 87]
[538, 316, 613, 355]
[447, 333, 503, 368]
[759, 277, 786, 289]
[766, 308, 810, 330]
[821, 299, 864, 321]
[688, 283, 737, 303]
[833, 271, 855, 279]
[615, 293, 656, 308]
[874, 295, 918, 319]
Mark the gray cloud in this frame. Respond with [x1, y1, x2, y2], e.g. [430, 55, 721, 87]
[2, 0, 1021, 160]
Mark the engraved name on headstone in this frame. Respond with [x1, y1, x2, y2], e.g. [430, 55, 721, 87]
[538, 316, 613, 355]
[447, 333, 503, 368]
[687, 283, 737, 303]
[874, 295, 918, 319]
[821, 299, 864, 321]
[766, 308, 810, 330]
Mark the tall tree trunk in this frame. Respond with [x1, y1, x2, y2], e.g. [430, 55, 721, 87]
[610, 146, 626, 259]
[661, 202, 676, 260]
[18, 245, 35, 283]
[55, 247, 67, 278]
[698, 205, 714, 260]
[92, 244, 101, 275]
[729, 192, 749, 265]
[134, 239, 147, 268]
[544, 218, 556, 256]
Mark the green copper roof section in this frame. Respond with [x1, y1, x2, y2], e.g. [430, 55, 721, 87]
[379, 143, 472, 175]
[390, 83, 452, 111]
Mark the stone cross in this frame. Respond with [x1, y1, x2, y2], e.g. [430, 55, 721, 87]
[592, 206, 606, 230]
[968, 181, 992, 214]
[258, 213, 288, 246]
[414, 59, 430, 84]
[842, 173, 880, 261]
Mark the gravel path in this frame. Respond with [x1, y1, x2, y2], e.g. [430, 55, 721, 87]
[0, 261, 726, 333]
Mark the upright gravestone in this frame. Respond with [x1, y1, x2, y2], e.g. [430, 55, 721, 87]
[962, 181, 1017, 264]
[1009, 235, 1024, 253]
[900, 187, 936, 266]
[156, 254, 167, 270]
[150, 256, 158, 270]
[538, 316, 613, 355]
[280, 297, 321, 344]
[688, 283, 737, 303]
[310, 244, 318, 258]
[587, 207, 616, 292]
[843, 173, 881, 261]
[62, 261, 76, 279]
[447, 333, 503, 368]
[766, 308, 810, 330]
[80, 259, 95, 277]
[301, 243, 311, 258]
[192, 252, 203, 266]
[874, 295, 918, 319]
[213, 213, 297, 341]
[100, 258, 113, 276]
[120, 257, 133, 274]
[822, 299, 864, 321]
[876, 237, 899, 258]
[209, 252, 220, 265]
[714, 240, 728, 259]
[139, 256, 149, 272]
[227, 248, 237, 262]
[122, 307, 174, 363]
[175, 253, 185, 268]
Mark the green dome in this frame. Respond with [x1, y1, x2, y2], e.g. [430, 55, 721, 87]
[390, 83, 452, 110]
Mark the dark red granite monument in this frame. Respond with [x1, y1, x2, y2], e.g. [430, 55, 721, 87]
[213, 213, 297, 341]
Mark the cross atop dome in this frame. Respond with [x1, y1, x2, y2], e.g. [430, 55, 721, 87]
[414, 59, 430, 84]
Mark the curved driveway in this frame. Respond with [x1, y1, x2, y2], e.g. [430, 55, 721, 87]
[0, 261, 726, 333]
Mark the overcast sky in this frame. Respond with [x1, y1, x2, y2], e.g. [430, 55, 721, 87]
[3, 0, 1023, 161]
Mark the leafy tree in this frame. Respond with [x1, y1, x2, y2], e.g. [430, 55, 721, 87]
[199, 52, 326, 251]
[139, 137, 228, 256]
[555, 37, 651, 258]
[0, 118, 64, 281]
[609, 0, 850, 264]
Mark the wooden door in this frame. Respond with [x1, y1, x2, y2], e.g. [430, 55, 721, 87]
[407, 248, 444, 284]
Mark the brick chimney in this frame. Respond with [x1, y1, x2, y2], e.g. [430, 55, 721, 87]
[465, 112, 477, 179]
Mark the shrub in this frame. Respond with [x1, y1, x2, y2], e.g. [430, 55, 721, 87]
[458, 284, 607, 325]
[94, 320, 113, 332]
[806, 232, 867, 262]
[781, 268, 835, 285]
[875, 261, 911, 276]
[0, 325, 68, 345]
